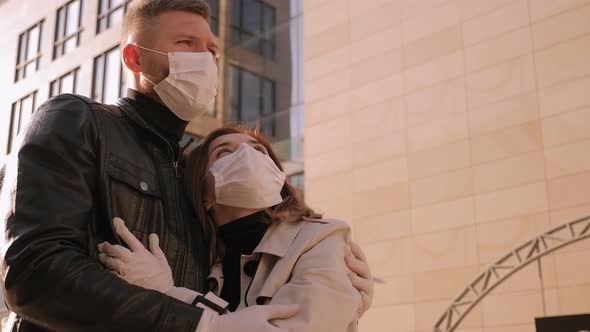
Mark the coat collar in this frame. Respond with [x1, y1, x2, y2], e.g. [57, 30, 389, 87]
[251, 219, 307, 258]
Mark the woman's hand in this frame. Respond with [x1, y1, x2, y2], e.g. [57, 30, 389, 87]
[345, 241, 374, 318]
[97, 217, 174, 294]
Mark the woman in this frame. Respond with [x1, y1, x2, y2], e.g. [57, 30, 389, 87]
[98, 126, 365, 331]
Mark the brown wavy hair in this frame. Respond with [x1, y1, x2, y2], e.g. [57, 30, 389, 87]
[182, 125, 321, 264]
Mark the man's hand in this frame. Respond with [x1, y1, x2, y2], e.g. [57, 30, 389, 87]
[210, 304, 299, 332]
[345, 241, 374, 318]
[97, 217, 174, 293]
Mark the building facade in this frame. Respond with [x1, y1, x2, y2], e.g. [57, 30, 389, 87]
[2, 0, 590, 331]
[302, 0, 590, 331]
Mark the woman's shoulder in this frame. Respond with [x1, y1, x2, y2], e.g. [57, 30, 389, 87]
[301, 217, 350, 231]
[294, 217, 352, 246]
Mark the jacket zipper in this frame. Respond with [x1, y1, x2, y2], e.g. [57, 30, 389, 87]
[149, 129, 187, 286]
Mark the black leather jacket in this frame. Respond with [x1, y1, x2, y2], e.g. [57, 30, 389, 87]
[0, 93, 209, 331]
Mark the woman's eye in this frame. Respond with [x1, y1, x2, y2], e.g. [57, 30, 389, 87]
[254, 146, 267, 154]
[178, 40, 191, 45]
[217, 149, 231, 158]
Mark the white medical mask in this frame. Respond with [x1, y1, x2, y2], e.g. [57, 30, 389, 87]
[136, 45, 218, 121]
[209, 143, 286, 209]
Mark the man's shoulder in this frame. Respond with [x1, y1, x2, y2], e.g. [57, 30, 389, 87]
[41, 94, 123, 118]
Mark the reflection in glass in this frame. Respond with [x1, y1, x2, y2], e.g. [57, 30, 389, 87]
[15, 21, 43, 82]
[230, 0, 276, 59]
[66, 0, 80, 35]
[97, 0, 132, 34]
[20, 96, 33, 133]
[241, 71, 261, 121]
[26, 26, 39, 61]
[223, 0, 304, 185]
[56, 9, 66, 40]
[61, 71, 75, 94]
[92, 55, 105, 101]
[7, 92, 37, 154]
[54, 0, 82, 58]
[93, 47, 126, 104]
[24, 62, 35, 78]
[104, 48, 122, 104]
[110, 8, 124, 26]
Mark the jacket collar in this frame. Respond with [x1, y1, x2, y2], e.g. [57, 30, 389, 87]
[116, 90, 188, 145]
[251, 219, 307, 258]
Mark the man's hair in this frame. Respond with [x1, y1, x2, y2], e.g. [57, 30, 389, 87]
[122, 0, 210, 45]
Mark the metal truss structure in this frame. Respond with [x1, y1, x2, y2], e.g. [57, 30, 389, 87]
[434, 215, 590, 332]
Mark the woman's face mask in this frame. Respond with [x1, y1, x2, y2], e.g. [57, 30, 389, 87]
[207, 143, 286, 210]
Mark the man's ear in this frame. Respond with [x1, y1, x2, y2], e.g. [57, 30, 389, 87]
[122, 44, 142, 73]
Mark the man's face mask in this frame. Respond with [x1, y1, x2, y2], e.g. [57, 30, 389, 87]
[208, 143, 286, 209]
[135, 45, 218, 121]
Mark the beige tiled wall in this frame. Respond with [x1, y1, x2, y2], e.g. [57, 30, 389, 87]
[303, 0, 590, 331]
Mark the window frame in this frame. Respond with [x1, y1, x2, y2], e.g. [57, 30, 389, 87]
[14, 20, 44, 82]
[49, 67, 81, 97]
[53, 0, 84, 60]
[229, 65, 277, 136]
[230, 0, 276, 59]
[91, 45, 127, 103]
[7, 91, 38, 154]
[96, 0, 133, 34]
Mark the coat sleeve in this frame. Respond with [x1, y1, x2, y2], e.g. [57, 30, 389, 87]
[268, 224, 361, 332]
[0, 94, 203, 331]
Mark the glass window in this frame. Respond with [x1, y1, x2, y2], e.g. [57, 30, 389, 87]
[92, 46, 126, 104]
[205, 0, 220, 35]
[54, 0, 83, 59]
[262, 80, 274, 115]
[104, 48, 122, 103]
[92, 55, 105, 101]
[243, 0, 261, 33]
[288, 172, 304, 195]
[231, 0, 241, 26]
[14, 21, 43, 82]
[96, 0, 133, 34]
[228, 66, 276, 136]
[49, 68, 80, 97]
[7, 91, 37, 154]
[241, 71, 261, 121]
[230, 0, 276, 59]
[228, 66, 240, 122]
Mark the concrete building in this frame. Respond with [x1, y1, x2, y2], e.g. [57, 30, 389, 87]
[302, 0, 590, 331]
[1, 0, 590, 331]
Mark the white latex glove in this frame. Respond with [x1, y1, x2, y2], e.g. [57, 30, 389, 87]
[209, 304, 299, 332]
[97, 217, 174, 294]
[345, 241, 374, 318]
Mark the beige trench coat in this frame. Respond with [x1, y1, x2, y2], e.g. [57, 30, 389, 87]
[208, 218, 360, 332]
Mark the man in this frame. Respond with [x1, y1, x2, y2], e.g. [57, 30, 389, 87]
[0, 1, 373, 331]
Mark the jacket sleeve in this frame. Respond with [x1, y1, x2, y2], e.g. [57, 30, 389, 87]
[0, 94, 203, 331]
[268, 224, 361, 332]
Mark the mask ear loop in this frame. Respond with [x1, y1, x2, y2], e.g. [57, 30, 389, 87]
[141, 74, 158, 87]
[132, 44, 169, 87]
[203, 168, 216, 212]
